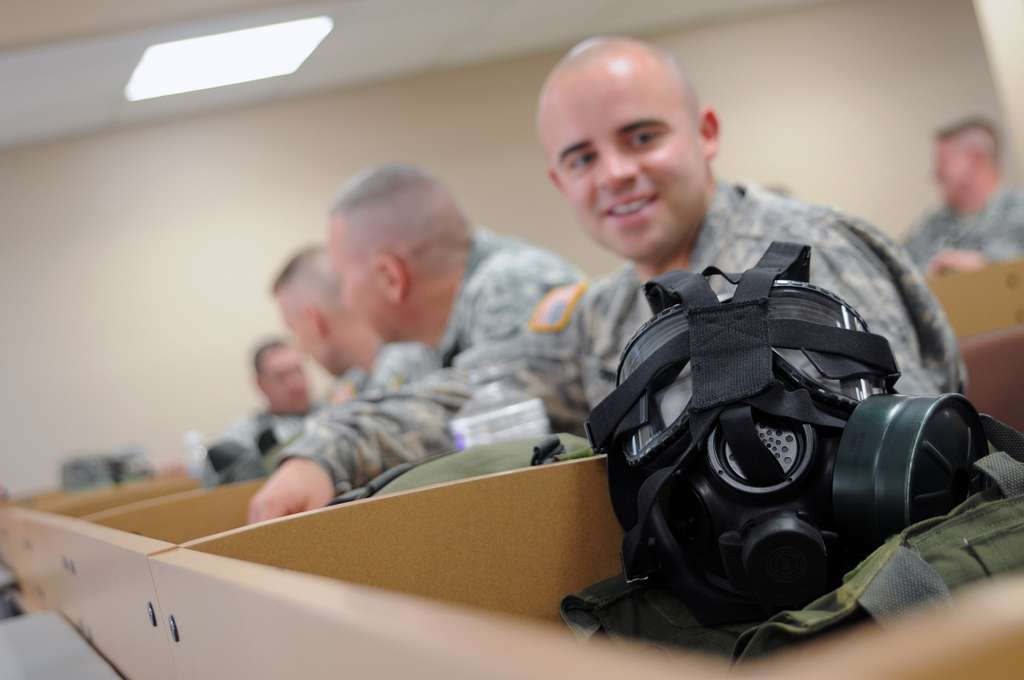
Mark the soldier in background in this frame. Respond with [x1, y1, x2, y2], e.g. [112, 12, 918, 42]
[903, 117, 1024, 276]
[247, 165, 581, 521]
[272, 244, 439, 400]
[203, 338, 319, 484]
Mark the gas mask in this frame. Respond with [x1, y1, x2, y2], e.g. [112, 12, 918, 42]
[586, 242, 985, 625]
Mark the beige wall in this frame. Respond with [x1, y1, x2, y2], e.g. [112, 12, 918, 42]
[0, 0, 1006, 494]
[974, 0, 1024, 179]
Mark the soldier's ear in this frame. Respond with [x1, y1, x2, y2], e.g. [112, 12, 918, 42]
[548, 166, 565, 193]
[255, 371, 269, 395]
[698, 107, 720, 162]
[374, 253, 409, 304]
[303, 305, 330, 341]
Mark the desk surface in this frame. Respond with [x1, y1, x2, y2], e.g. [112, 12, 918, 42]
[0, 612, 122, 679]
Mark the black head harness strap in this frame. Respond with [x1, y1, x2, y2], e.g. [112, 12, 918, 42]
[587, 242, 812, 454]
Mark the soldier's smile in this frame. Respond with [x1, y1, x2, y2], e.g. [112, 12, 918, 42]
[604, 193, 658, 229]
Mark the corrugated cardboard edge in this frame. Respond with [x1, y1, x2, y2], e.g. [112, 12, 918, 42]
[84, 479, 262, 544]
[150, 548, 728, 680]
[928, 257, 1024, 337]
[32, 477, 199, 518]
[183, 456, 622, 622]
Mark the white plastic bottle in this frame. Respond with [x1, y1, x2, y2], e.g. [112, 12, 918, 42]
[449, 364, 550, 450]
[181, 430, 209, 480]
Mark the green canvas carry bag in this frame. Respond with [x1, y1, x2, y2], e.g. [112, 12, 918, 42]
[331, 433, 593, 503]
[562, 416, 1024, 662]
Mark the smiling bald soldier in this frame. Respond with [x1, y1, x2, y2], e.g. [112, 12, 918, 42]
[499, 36, 962, 431]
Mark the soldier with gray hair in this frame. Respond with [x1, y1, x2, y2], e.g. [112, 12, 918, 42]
[247, 164, 582, 521]
[903, 117, 1024, 275]
[272, 244, 438, 398]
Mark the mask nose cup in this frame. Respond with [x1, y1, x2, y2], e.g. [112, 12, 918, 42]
[833, 393, 987, 550]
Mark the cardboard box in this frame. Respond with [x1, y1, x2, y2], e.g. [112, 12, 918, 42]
[29, 476, 199, 518]
[7, 456, 1024, 679]
[183, 456, 623, 622]
[11, 488, 71, 509]
[928, 257, 1024, 337]
[2, 480, 268, 679]
[148, 547, 729, 680]
[85, 479, 262, 544]
[11, 508, 176, 680]
[8, 457, 628, 678]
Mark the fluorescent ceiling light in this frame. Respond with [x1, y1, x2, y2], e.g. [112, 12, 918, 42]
[125, 16, 333, 101]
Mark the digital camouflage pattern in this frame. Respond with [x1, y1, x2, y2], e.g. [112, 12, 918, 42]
[203, 409, 313, 486]
[330, 344, 443, 403]
[364, 342, 442, 392]
[280, 230, 582, 492]
[282, 187, 962, 492]
[208, 345, 441, 486]
[903, 189, 1024, 269]
[456, 182, 964, 435]
[434, 230, 585, 365]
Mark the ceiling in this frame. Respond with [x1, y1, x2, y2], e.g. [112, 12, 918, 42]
[0, 0, 833, 151]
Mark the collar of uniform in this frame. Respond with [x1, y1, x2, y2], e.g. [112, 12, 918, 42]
[436, 230, 498, 365]
[690, 181, 747, 272]
[615, 182, 746, 288]
[337, 366, 369, 393]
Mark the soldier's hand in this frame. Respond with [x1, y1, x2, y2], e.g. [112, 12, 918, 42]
[927, 249, 988, 276]
[247, 458, 334, 523]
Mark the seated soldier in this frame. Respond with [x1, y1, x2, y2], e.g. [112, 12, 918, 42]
[477, 36, 962, 433]
[204, 338, 319, 484]
[248, 42, 963, 522]
[272, 244, 439, 401]
[247, 165, 582, 521]
[903, 117, 1024, 276]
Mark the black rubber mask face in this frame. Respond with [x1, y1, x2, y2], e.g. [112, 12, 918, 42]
[617, 282, 887, 467]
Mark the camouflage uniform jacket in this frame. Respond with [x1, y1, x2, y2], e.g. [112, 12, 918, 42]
[202, 407, 319, 486]
[461, 183, 963, 435]
[281, 230, 583, 492]
[903, 188, 1024, 269]
[328, 343, 443, 404]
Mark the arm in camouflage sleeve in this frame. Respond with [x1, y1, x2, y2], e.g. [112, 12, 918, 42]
[458, 248, 583, 346]
[810, 216, 962, 395]
[901, 214, 940, 271]
[453, 290, 594, 436]
[978, 192, 1024, 263]
[362, 342, 443, 392]
[274, 247, 581, 494]
[280, 373, 471, 493]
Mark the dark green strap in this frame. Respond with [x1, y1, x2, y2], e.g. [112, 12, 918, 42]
[561, 604, 603, 640]
[975, 451, 1024, 499]
[972, 414, 1024, 498]
[857, 546, 951, 623]
[981, 414, 1024, 461]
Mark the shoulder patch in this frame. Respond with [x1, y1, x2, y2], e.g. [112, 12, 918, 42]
[529, 281, 589, 333]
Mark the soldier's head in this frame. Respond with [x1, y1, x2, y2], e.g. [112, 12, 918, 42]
[933, 117, 1001, 213]
[537, 37, 720, 279]
[328, 164, 472, 345]
[272, 245, 381, 376]
[251, 338, 311, 416]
